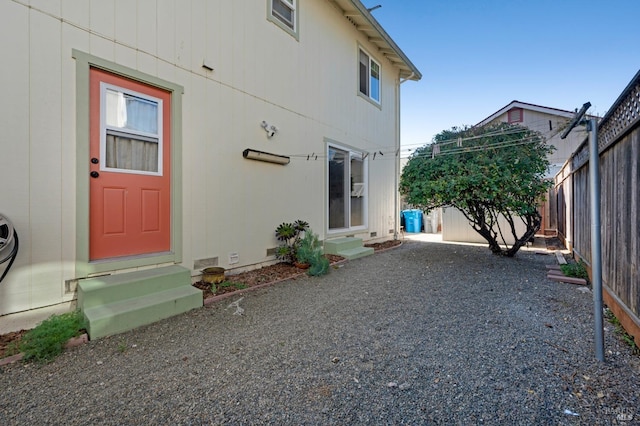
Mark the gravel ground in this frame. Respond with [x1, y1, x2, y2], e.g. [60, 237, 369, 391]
[1, 240, 639, 425]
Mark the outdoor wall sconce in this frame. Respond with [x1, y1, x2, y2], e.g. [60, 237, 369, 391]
[243, 148, 290, 165]
[261, 121, 278, 138]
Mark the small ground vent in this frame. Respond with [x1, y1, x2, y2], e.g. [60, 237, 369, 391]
[266, 247, 277, 256]
[194, 257, 218, 270]
[370, 232, 377, 238]
[389, 229, 394, 234]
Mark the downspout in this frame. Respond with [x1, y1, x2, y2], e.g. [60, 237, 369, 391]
[394, 72, 414, 240]
[400, 72, 415, 85]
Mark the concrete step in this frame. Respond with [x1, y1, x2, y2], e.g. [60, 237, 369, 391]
[83, 286, 202, 339]
[78, 265, 191, 309]
[77, 265, 202, 340]
[324, 237, 365, 255]
[334, 246, 374, 260]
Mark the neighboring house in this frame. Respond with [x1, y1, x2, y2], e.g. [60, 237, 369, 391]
[442, 100, 589, 243]
[0, 0, 421, 336]
[476, 100, 589, 178]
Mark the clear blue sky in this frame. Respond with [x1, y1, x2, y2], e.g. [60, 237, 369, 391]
[361, 0, 640, 156]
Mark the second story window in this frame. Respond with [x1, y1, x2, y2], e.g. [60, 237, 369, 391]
[359, 48, 380, 104]
[270, 0, 297, 36]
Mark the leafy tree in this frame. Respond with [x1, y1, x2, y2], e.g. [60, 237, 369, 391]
[400, 123, 553, 257]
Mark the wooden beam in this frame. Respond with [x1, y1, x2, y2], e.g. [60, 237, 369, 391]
[547, 274, 588, 285]
[555, 251, 567, 264]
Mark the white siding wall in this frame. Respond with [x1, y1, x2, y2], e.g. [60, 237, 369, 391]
[0, 0, 403, 316]
[442, 207, 526, 245]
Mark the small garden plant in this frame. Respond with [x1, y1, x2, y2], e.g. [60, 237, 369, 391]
[296, 231, 330, 276]
[20, 311, 86, 363]
[560, 260, 589, 280]
[219, 281, 248, 291]
[275, 220, 309, 264]
[604, 308, 639, 354]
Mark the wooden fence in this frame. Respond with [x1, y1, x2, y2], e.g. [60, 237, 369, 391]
[554, 70, 640, 346]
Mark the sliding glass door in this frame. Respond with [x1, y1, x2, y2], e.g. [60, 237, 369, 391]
[328, 145, 367, 232]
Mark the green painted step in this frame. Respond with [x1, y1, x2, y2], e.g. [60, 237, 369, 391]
[78, 265, 202, 340]
[78, 265, 191, 309]
[83, 286, 202, 340]
[335, 246, 374, 260]
[324, 237, 365, 254]
[323, 237, 374, 260]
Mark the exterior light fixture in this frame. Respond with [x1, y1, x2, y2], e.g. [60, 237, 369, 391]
[242, 149, 290, 165]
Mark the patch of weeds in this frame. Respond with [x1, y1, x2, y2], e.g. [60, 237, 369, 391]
[219, 281, 248, 290]
[604, 308, 639, 354]
[20, 311, 86, 363]
[117, 341, 128, 354]
[560, 260, 589, 280]
[4, 341, 21, 357]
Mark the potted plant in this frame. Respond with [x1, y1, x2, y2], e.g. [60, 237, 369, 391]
[296, 231, 330, 276]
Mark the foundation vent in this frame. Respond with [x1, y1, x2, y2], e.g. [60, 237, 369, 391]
[194, 257, 218, 270]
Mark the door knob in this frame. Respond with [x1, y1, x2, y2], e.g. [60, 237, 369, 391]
[90, 171, 99, 178]
[91, 158, 99, 164]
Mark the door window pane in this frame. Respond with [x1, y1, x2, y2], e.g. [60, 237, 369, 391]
[350, 155, 364, 226]
[106, 89, 158, 134]
[106, 134, 158, 173]
[102, 83, 162, 175]
[328, 148, 347, 229]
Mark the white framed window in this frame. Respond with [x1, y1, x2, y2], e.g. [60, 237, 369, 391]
[328, 144, 368, 232]
[359, 48, 381, 104]
[269, 0, 298, 37]
[100, 82, 163, 176]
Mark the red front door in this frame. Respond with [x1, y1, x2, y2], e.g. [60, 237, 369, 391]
[89, 68, 171, 261]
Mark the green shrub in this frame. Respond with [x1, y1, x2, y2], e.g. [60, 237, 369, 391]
[296, 231, 321, 264]
[20, 311, 86, 363]
[296, 231, 330, 276]
[307, 253, 330, 276]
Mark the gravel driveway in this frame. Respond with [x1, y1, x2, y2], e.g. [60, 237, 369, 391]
[1, 239, 639, 425]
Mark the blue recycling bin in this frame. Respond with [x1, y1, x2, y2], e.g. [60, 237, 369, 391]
[402, 209, 423, 233]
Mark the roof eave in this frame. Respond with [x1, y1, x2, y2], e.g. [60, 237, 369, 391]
[476, 100, 579, 127]
[331, 0, 422, 81]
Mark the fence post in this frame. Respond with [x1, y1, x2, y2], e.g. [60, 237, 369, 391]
[588, 118, 604, 362]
